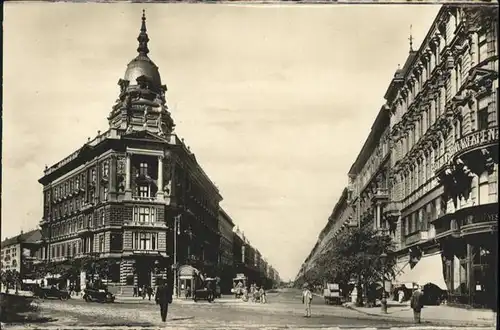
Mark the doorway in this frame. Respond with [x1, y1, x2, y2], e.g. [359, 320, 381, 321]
[136, 259, 152, 288]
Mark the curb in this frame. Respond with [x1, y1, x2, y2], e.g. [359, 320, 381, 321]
[342, 303, 495, 328]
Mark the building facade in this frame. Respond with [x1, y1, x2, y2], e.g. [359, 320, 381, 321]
[38, 13, 222, 294]
[295, 188, 353, 285]
[385, 5, 498, 309]
[231, 227, 277, 289]
[1, 229, 42, 279]
[218, 208, 235, 293]
[297, 4, 498, 310]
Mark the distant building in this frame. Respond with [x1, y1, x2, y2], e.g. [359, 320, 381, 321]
[231, 227, 276, 289]
[1, 229, 42, 278]
[295, 187, 355, 285]
[218, 208, 235, 293]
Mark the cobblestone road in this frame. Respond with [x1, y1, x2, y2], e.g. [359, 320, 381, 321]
[2, 290, 496, 329]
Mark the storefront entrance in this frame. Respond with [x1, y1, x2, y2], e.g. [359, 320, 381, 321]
[136, 258, 153, 288]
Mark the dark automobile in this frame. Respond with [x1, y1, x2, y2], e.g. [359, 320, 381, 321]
[34, 285, 70, 300]
[193, 287, 214, 302]
[83, 287, 115, 303]
[193, 278, 217, 302]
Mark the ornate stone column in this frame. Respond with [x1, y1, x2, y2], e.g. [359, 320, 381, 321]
[157, 155, 164, 200]
[125, 152, 132, 200]
[376, 204, 381, 229]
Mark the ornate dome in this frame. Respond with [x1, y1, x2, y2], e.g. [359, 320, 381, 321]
[124, 55, 162, 93]
[123, 10, 162, 93]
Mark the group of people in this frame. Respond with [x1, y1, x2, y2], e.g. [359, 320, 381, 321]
[133, 285, 154, 300]
[249, 283, 267, 304]
[234, 282, 267, 304]
[301, 282, 426, 324]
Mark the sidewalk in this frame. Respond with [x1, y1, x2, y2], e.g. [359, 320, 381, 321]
[343, 301, 496, 327]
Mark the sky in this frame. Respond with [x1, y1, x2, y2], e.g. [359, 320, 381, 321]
[2, 3, 440, 281]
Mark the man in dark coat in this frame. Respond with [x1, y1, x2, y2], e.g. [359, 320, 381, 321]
[410, 285, 424, 323]
[155, 277, 173, 322]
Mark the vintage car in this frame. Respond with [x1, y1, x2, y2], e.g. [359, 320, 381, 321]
[34, 285, 70, 300]
[193, 278, 217, 302]
[83, 287, 115, 303]
[323, 283, 342, 305]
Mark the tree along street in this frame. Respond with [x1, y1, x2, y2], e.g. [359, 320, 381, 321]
[295, 224, 396, 307]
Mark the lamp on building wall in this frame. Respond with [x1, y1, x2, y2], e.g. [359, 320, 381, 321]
[380, 252, 388, 314]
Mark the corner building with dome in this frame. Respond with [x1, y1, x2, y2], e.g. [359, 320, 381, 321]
[38, 12, 223, 294]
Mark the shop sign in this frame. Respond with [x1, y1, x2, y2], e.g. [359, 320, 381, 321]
[450, 127, 498, 157]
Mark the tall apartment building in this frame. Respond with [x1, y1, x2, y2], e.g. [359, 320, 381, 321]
[296, 5, 497, 309]
[38, 12, 222, 294]
[385, 5, 498, 309]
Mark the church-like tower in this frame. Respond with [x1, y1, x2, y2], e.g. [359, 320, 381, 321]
[108, 10, 174, 136]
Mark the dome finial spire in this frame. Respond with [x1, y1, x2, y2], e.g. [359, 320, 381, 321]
[408, 24, 414, 52]
[137, 9, 150, 55]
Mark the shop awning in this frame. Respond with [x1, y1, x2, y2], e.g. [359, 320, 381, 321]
[393, 260, 413, 288]
[393, 253, 447, 290]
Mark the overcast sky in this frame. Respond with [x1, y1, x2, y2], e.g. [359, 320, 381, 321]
[2, 3, 440, 280]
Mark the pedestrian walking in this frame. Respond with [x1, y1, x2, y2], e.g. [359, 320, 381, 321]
[155, 277, 173, 322]
[259, 287, 266, 304]
[410, 285, 424, 323]
[147, 285, 153, 301]
[302, 283, 313, 317]
[398, 288, 405, 303]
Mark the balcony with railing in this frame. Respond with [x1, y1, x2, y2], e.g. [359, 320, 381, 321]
[131, 196, 157, 202]
[371, 187, 389, 203]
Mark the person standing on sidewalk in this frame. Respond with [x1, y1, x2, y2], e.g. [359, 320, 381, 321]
[302, 283, 313, 318]
[410, 285, 424, 323]
[155, 278, 173, 323]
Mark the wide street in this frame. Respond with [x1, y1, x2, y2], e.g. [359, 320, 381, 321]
[3, 289, 495, 330]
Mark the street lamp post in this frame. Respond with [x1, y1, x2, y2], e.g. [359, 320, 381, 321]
[380, 252, 388, 314]
[173, 215, 181, 298]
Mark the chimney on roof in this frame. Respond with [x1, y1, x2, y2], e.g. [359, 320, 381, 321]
[20, 230, 24, 235]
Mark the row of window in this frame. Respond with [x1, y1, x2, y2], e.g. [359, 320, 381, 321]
[402, 172, 490, 237]
[51, 211, 105, 238]
[396, 96, 490, 169]
[132, 206, 157, 222]
[355, 137, 390, 195]
[48, 160, 111, 203]
[392, 26, 491, 140]
[132, 232, 158, 250]
[50, 240, 81, 259]
[0, 247, 17, 257]
[391, 11, 489, 123]
[396, 105, 492, 202]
